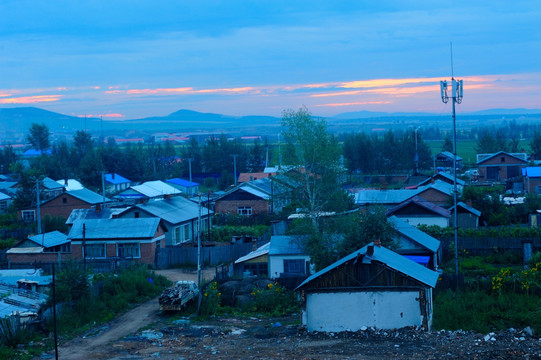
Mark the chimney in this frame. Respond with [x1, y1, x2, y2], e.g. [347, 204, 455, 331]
[367, 245, 374, 256]
[374, 239, 382, 247]
[112, 173, 115, 180]
[64, 179, 68, 186]
[95, 204, 101, 213]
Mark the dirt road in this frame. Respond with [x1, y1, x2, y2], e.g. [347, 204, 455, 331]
[40, 268, 214, 360]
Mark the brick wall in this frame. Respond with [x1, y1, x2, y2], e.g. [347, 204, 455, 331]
[417, 189, 451, 207]
[215, 199, 269, 215]
[18, 193, 100, 221]
[7, 252, 72, 264]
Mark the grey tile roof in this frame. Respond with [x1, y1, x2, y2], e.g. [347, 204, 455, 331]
[136, 196, 212, 225]
[65, 208, 128, 225]
[68, 218, 161, 240]
[449, 201, 481, 217]
[296, 242, 439, 290]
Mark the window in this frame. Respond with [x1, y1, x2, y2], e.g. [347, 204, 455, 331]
[134, 212, 140, 218]
[283, 259, 305, 275]
[237, 206, 252, 216]
[117, 243, 140, 258]
[85, 243, 106, 258]
[174, 224, 191, 244]
[21, 210, 36, 222]
[0, 201, 7, 211]
[62, 197, 67, 204]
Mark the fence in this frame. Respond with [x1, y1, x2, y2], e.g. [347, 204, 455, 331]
[440, 237, 541, 259]
[2, 258, 135, 274]
[156, 235, 269, 269]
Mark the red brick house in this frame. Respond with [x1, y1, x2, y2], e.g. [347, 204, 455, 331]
[18, 188, 111, 223]
[68, 218, 166, 266]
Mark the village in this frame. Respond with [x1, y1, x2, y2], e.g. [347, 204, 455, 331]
[0, 108, 539, 359]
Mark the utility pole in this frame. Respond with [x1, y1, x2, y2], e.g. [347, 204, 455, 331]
[188, 158, 193, 196]
[440, 44, 463, 288]
[36, 178, 41, 234]
[82, 223, 87, 272]
[101, 171, 106, 206]
[196, 194, 202, 314]
[231, 154, 238, 186]
[52, 263, 58, 360]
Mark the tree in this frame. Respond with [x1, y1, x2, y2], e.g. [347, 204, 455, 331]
[441, 137, 453, 153]
[475, 129, 497, 154]
[529, 131, 541, 159]
[281, 107, 345, 229]
[26, 123, 50, 153]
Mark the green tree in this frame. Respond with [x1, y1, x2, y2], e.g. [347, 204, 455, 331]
[281, 107, 345, 229]
[529, 131, 541, 159]
[441, 137, 453, 153]
[475, 129, 497, 154]
[26, 123, 50, 153]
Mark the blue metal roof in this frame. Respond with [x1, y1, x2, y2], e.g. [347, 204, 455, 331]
[269, 235, 306, 255]
[296, 243, 439, 290]
[523, 167, 541, 178]
[105, 173, 131, 185]
[166, 178, 200, 187]
[134, 196, 212, 225]
[68, 188, 111, 204]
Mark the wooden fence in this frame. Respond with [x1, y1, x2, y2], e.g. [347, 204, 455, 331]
[156, 235, 269, 269]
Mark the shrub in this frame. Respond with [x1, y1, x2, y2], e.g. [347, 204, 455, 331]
[200, 281, 221, 317]
[250, 282, 299, 316]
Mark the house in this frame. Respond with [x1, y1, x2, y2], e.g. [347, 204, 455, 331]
[115, 180, 182, 202]
[214, 176, 295, 216]
[65, 207, 129, 227]
[42, 177, 64, 199]
[104, 173, 131, 193]
[68, 217, 166, 265]
[116, 196, 212, 246]
[296, 243, 438, 332]
[18, 188, 111, 223]
[386, 196, 450, 228]
[476, 151, 527, 183]
[0, 180, 18, 197]
[166, 178, 199, 196]
[448, 202, 481, 229]
[6, 231, 71, 266]
[234, 242, 271, 277]
[522, 167, 541, 194]
[414, 172, 465, 188]
[237, 172, 273, 183]
[435, 151, 463, 170]
[234, 235, 313, 279]
[268, 235, 312, 279]
[388, 216, 441, 269]
[0, 192, 11, 214]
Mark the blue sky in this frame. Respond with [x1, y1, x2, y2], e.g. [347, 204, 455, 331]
[1, 1, 540, 119]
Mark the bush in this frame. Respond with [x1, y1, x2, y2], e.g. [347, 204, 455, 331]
[200, 281, 221, 317]
[434, 289, 541, 334]
[250, 282, 299, 316]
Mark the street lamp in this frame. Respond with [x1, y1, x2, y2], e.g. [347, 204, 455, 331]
[440, 78, 463, 288]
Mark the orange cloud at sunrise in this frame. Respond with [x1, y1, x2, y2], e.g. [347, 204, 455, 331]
[0, 95, 62, 104]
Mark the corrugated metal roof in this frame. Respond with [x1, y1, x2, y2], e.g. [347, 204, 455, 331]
[129, 181, 182, 198]
[28, 231, 69, 248]
[0, 182, 17, 190]
[269, 235, 306, 255]
[434, 172, 466, 186]
[68, 218, 161, 240]
[355, 189, 422, 205]
[136, 196, 212, 225]
[0, 192, 10, 201]
[42, 177, 63, 190]
[65, 208, 128, 225]
[235, 242, 270, 263]
[296, 243, 439, 290]
[69, 188, 111, 204]
[476, 151, 528, 165]
[105, 173, 131, 185]
[388, 216, 441, 253]
[417, 179, 455, 196]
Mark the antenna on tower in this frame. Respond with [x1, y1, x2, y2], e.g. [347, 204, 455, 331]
[450, 42, 454, 79]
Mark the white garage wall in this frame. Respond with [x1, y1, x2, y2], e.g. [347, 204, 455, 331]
[304, 291, 422, 332]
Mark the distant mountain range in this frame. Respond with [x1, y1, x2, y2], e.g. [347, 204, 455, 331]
[1, 106, 541, 140]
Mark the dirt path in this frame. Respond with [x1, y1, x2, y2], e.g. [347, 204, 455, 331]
[40, 268, 215, 360]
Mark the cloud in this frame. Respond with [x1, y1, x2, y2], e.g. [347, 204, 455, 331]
[0, 95, 62, 104]
[315, 101, 392, 107]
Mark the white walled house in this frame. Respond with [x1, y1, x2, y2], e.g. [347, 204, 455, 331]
[386, 196, 450, 228]
[296, 243, 438, 332]
[268, 235, 313, 279]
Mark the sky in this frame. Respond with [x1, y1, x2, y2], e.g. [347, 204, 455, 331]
[1, 1, 540, 120]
